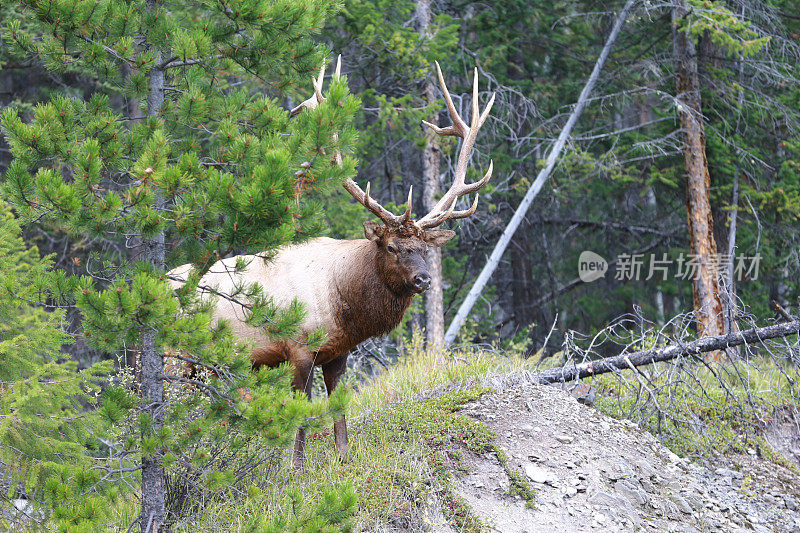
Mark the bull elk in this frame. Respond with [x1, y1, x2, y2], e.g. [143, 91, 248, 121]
[168, 60, 494, 468]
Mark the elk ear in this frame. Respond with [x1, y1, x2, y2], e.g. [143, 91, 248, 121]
[423, 229, 455, 247]
[363, 220, 385, 241]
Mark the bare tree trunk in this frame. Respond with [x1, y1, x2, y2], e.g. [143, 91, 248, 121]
[724, 43, 746, 340]
[443, 0, 636, 345]
[534, 319, 800, 385]
[646, 188, 666, 324]
[510, 216, 536, 347]
[639, 94, 666, 326]
[140, 3, 166, 529]
[672, 2, 726, 356]
[416, 0, 445, 349]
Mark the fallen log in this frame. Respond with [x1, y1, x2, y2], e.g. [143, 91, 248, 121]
[533, 319, 800, 385]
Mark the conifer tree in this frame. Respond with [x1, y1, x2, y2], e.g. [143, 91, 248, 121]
[0, 199, 115, 531]
[1, 0, 359, 530]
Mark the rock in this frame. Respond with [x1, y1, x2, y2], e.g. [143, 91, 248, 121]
[602, 462, 632, 481]
[715, 467, 743, 479]
[528, 451, 544, 462]
[670, 495, 693, 514]
[665, 450, 681, 463]
[555, 434, 574, 444]
[684, 494, 703, 511]
[634, 458, 657, 478]
[615, 480, 649, 508]
[588, 491, 627, 508]
[524, 463, 557, 485]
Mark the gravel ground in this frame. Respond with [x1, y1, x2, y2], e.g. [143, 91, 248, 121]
[440, 378, 800, 532]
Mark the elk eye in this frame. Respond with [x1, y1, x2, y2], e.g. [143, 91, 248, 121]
[387, 244, 398, 254]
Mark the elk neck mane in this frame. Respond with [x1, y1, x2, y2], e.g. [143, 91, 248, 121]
[331, 238, 413, 345]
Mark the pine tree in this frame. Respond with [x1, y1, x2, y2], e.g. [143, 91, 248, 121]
[0, 199, 114, 531]
[1, 0, 359, 530]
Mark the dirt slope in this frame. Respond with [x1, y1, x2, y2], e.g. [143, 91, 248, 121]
[429, 375, 800, 533]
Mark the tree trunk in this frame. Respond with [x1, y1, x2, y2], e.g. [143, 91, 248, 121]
[510, 216, 536, 349]
[639, 95, 666, 326]
[672, 3, 726, 357]
[416, 0, 445, 349]
[140, 3, 166, 529]
[723, 44, 746, 340]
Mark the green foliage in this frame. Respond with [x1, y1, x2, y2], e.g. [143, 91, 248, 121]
[0, 0, 361, 529]
[188, 344, 542, 531]
[0, 200, 118, 531]
[492, 446, 537, 509]
[252, 485, 358, 533]
[681, 1, 770, 56]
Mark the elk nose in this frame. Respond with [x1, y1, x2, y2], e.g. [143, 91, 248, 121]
[413, 273, 431, 291]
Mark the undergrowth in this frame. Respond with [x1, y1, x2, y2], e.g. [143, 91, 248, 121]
[586, 355, 800, 471]
[162, 342, 537, 532]
[353, 386, 494, 532]
[108, 339, 800, 531]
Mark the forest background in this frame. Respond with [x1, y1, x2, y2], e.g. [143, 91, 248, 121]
[1, 0, 800, 531]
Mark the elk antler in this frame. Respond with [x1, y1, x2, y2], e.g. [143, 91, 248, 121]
[293, 58, 488, 232]
[292, 57, 414, 226]
[414, 62, 495, 230]
[343, 180, 414, 227]
[290, 55, 342, 116]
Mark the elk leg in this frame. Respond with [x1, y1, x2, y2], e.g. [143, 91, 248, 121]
[291, 356, 314, 470]
[322, 355, 349, 462]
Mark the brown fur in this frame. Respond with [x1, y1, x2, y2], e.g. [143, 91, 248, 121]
[168, 221, 454, 468]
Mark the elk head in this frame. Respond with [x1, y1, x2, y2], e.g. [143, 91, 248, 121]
[342, 62, 496, 295]
[292, 58, 494, 295]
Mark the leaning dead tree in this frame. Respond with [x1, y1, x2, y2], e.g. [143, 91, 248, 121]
[444, 0, 637, 345]
[533, 318, 800, 385]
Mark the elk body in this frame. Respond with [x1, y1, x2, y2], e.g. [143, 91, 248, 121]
[168, 61, 494, 468]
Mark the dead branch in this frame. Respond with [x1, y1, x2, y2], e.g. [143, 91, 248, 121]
[534, 319, 800, 384]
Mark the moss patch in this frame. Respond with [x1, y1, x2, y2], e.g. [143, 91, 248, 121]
[493, 446, 537, 509]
